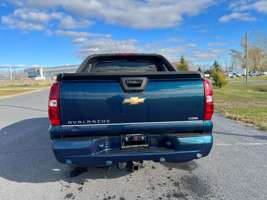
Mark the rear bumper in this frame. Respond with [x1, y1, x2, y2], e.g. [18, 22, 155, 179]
[51, 134, 213, 167]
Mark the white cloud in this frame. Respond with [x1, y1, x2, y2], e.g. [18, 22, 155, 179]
[53, 30, 111, 38]
[75, 38, 194, 62]
[191, 48, 224, 62]
[53, 30, 90, 38]
[229, 0, 267, 13]
[208, 41, 229, 47]
[1, 0, 230, 63]
[76, 37, 139, 57]
[1, 15, 45, 31]
[72, 35, 226, 63]
[221, 0, 267, 23]
[73, 37, 88, 44]
[186, 43, 197, 48]
[141, 39, 187, 61]
[252, 0, 267, 13]
[6, 0, 216, 29]
[1, 8, 91, 31]
[153, 47, 186, 61]
[219, 12, 256, 22]
[59, 15, 92, 29]
[13, 8, 61, 23]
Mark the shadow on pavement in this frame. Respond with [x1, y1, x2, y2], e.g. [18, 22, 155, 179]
[0, 117, 130, 184]
[214, 131, 267, 141]
[161, 161, 198, 173]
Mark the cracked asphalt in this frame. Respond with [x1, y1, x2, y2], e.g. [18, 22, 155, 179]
[0, 89, 267, 200]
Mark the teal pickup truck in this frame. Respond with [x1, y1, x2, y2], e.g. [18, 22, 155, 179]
[48, 53, 214, 169]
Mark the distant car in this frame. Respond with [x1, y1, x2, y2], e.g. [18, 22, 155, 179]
[249, 71, 262, 77]
[227, 73, 235, 78]
[233, 72, 242, 77]
[204, 73, 210, 78]
[258, 71, 266, 76]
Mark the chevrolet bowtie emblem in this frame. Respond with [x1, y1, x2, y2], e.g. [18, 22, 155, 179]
[123, 97, 145, 105]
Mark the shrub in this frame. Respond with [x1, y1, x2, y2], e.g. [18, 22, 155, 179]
[211, 61, 228, 88]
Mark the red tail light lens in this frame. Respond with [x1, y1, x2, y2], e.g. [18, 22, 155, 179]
[203, 79, 214, 120]
[48, 82, 60, 126]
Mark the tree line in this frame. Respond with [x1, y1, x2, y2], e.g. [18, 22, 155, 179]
[175, 56, 227, 88]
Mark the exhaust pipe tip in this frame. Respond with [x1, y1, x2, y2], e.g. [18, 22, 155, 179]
[160, 157, 166, 162]
[106, 160, 112, 166]
[65, 159, 72, 164]
[196, 153, 202, 159]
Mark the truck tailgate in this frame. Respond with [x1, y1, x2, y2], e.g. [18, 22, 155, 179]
[59, 73, 204, 127]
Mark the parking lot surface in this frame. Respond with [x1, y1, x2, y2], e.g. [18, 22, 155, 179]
[0, 89, 267, 200]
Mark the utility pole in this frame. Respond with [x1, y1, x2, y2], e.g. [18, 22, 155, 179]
[245, 32, 249, 85]
[9, 65, 13, 81]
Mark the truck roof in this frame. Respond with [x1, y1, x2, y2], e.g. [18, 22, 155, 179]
[77, 53, 176, 73]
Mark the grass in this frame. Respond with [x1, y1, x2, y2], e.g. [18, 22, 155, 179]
[0, 88, 34, 97]
[0, 80, 51, 97]
[228, 76, 267, 81]
[214, 80, 267, 131]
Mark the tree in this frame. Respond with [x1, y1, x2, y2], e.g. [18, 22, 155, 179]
[176, 56, 189, 71]
[230, 32, 267, 72]
[212, 60, 220, 70]
[230, 49, 245, 69]
[210, 61, 228, 88]
[231, 47, 267, 71]
[248, 47, 266, 71]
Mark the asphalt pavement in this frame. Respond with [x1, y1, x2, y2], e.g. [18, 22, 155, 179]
[0, 89, 266, 200]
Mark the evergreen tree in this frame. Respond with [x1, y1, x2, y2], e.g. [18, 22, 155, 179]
[212, 60, 220, 70]
[176, 56, 189, 71]
[210, 60, 228, 88]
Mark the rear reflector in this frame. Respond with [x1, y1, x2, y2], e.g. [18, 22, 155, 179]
[48, 82, 60, 126]
[203, 79, 214, 120]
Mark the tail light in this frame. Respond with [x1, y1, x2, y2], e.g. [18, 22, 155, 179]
[48, 82, 60, 126]
[203, 79, 214, 120]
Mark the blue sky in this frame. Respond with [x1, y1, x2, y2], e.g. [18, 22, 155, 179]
[1, 0, 267, 68]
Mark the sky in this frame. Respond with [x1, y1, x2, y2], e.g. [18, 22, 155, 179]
[1, 0, 267, 68]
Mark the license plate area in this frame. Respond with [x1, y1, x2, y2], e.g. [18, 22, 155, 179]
[121, 134, 148, 149]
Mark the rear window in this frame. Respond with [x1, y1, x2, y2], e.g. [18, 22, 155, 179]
[78, 55, 175, 73]
[93, 60, 158, 73]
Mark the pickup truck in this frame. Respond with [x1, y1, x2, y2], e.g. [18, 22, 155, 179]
[48, 53, 214, 168]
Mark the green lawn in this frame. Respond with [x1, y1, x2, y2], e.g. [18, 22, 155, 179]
[228, 76, 267, 81]
[0, 88, 34, 97]
[0, 80, 51, 97]
[214, 80, 267, 130]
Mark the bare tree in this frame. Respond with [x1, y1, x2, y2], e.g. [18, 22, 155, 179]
[230, 49, 245, 68]
[230, 32, 267, 71]
[248, 47, 265, 71]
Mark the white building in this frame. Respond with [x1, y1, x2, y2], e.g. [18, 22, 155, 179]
[24, 67, 45, 80]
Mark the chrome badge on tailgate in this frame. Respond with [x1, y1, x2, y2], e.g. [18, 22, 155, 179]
[67, 120, 111, 125]
[123, 97, 145, 105]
